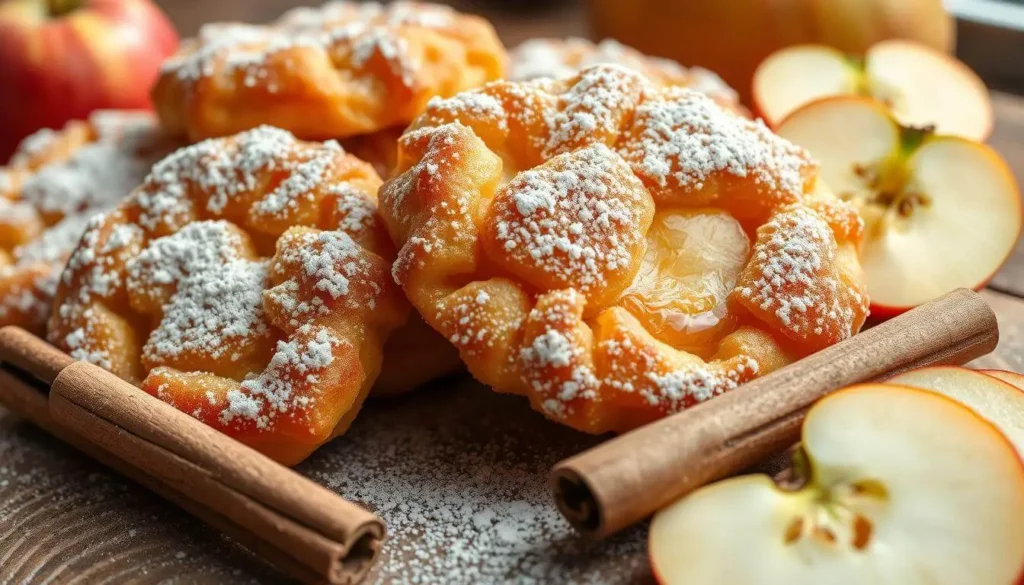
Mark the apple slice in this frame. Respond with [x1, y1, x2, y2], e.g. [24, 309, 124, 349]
[754, 40, 992, 141]
[982, 369, 1024, 392]
[650, 383, 1024, 585]
[754, 45, 862, 128]
[753, 45, 861, 127]
[889, 366, 1024, 454]
[776, 96, 1022, 315]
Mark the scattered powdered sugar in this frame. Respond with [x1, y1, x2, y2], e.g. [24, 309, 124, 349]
[0, 409, 280, 582]
[619, 87, 808, 195]
[162, 23, 285, 82]
[126, 221, 270, 363]
[0, 197, 40, 229]
[514, 291, 603, 421]
[0, 275, 50, 327]
[522, 329, 574, 368]
[508, 38, 593, 82]
[521, 329, 600, 420]
[683, 67, 740, 103]
[251, 139, 343, 217]
[434, 283, 524, 361]
[52, 215, 135, 371]
[61, 321, 114, 371]
[49, 121, 396, 439]
[13, 214, 93, 268]
[300, 380, 648, 584]
[279, 1, 455, 32]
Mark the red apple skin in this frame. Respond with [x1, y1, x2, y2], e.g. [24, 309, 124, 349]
[0, 0, 179, 161]
[866, 214, 1020, 319]
[867, 277, 997, 319]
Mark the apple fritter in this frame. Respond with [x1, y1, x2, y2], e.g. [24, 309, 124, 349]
[379, 65, 869, 433]
[154, 1, 506, 142]
[48, 127, 409, 465]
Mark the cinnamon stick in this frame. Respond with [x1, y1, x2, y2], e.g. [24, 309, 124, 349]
[550, 288, 999, 539]
[0, 326, 384, 584]
[0, 366, 326, 582]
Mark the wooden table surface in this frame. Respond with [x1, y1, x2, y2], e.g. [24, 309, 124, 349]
[3, 2, 1024, 584]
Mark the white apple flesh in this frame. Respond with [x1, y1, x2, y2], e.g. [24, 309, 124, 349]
[889, 366, 1024, 455]
[867, 41, 992, 141]
[777, 97, 1022, 314]
[650, 383, 1024, 585]
[983, 369, 1024, 391]
[754, 40, 992, 141]
[754, 45, 860, 129]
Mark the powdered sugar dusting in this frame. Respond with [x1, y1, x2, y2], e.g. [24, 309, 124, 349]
[644, 357, 757, 406]
[20, 139, 156, 218]
[424, 91, 510, 133]
[127, 221, 270, 364]
[224, 324, 346, 429]
[491, 143, 649, 297]
[543, 65, 646, 157]
[163, 1, 459, 92]
[381, 63, 863, 435]
[271, 229, 381, 315]
[331, 184, 378, 235]
[509, 37, 739, 105]
[137, 126, 341, 230]
[47, 124, 404, 452]
[0, 112, 171, 331]
[738, 206, 862, 339]
[520, 329, 599, 420]
[619, 88, 809, 195]
[8, 129, 59, 167]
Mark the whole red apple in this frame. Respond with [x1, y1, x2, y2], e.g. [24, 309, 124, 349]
[0, 0, 178, 161]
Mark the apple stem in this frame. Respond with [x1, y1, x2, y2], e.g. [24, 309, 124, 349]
[47, 0, 81, 18]
[899, 125, 935, 155]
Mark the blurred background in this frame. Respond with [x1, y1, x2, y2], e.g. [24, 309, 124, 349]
[151, 0, 1024, 94]
[2, 0, 1021, 160]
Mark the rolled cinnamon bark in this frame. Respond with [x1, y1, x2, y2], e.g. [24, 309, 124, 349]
[0, 326, 384, 585]
[550, 288, 999, 539]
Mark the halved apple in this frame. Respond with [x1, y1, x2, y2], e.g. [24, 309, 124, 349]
[754, 40, 992, 140]
[650, 383, 1024, 585]
[889, 366, 1024, 454]
[776, 96, 1022, 315]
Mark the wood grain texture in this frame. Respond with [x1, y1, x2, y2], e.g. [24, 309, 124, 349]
[0, 1, 1020, 583]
